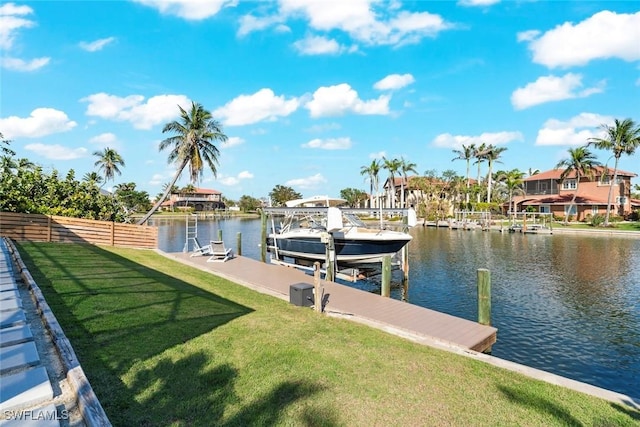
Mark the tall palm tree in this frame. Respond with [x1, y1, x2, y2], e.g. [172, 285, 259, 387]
[451, 143, 475, 205]
[556, 147, 601, 225]
[82, 171, 104, 187]
[360, 159, 381, 209]
[399, 157, 418, 208]
[93, 147, 125, 186]
[587, 118, 640, 226]
[473, 143, 488, 203]
[382, 157, 401, 208]
[497, 169, 525, 223]
[484, 144, 508, 203]
[137, 101, 227, 225]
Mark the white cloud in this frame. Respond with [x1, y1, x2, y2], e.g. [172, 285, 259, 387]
[306, 122, 341, 132]
[244, 0, 453, 47]
[535, 113, 614, 146]
[132, 0, 237, 20]
[1, 57, 50, 71]
[374, 73, 415, 90]
[24, 143, 88, 160]
[82, 93, 191, 129]
[302, 137, 352, 150]
[524, 10, 640, 68]
[511, 73, 604, 110]
[238, 170, 253, 179]
[432, 131, 523, 149]
[369, 151, 386, 159]
[89, 132, 118, 148]
[458, 0, 500, 6]
[293, 35, 349, 55]
[238, 14, 284, 37]
[79, 37, 116, 52]
[0, 108, 77, 138]
[516, 30, 540, 43]
[221, 136, 245, 149]
[305, 83, 390, 117]
[214, 88, 299, 126]
[219, 170, 253, 186]
[0, 2, 34, 50]
[285, 172, 327, 190]
[149, 173, 165, 186]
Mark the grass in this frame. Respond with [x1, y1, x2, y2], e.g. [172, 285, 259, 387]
[16, 242, 640, 426]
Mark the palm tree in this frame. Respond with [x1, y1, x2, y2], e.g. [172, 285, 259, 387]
[93, 147, 125, 186]
[382, 157, 401, 208]
[473, 143, 487, 203]
[360, 159, 381, 209]
[483, 144, 508, 203]
[451, 143, 475, 205]
[137, 102, 227, 225]
[587, 118, 640, 225]
[497, 169, 525, 223]
[82, 171, 103, 187]
[527, 168, 540, 177]
[556, 147, 601, 225]
[399, 157, 418, 208]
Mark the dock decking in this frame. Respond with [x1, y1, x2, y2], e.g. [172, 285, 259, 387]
[164, 252, 497, 353]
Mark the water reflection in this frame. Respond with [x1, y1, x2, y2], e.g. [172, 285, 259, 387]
[156, 217, 640, 398]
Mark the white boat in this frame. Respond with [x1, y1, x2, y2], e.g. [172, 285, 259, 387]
[265, 196, 414, 265]
[522, 224, 553, 234]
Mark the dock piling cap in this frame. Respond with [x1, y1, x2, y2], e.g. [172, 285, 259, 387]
[327, 207, 342, 232]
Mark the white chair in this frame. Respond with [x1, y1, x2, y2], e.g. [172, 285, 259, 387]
[206, 240, 233, 262]
[190, 238, 212, 257]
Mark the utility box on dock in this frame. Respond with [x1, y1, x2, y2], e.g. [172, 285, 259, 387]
[290, 283, 314, 307]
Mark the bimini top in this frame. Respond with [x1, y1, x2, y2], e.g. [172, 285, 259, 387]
[285, 195, 347, 208]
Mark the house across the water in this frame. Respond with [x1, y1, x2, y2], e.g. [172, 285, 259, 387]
[511, 167, 638, 221]
[161, 187, 225, 212]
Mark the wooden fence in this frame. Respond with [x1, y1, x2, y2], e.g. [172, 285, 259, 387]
[0, 212, 157, 249]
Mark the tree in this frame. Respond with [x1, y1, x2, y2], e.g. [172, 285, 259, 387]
[1, 132, 15, 156]
[269, 185, 302, 207]
[93, 147, 125, 186]
[473, 143, 487, 203]
[360, 159, 381, 209]
[114, 182, 151, 220]
[451, 143, 475, 205]
[556, 147, 601, 224]
[587, 118, 640, 226]
[483, 144, 507, 203]
[137, 102, 227, 224]
[497, 169, 525, 223]
[399, 157, 418, 208]
[382, 157, 401, 208]
[340, 188, 368, 207]
[238, 195, 261, 212]
[82, 171, 103, 187]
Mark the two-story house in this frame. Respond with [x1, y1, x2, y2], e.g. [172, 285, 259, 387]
[161, 187, 225, 212]
[511, 167, 637, 221]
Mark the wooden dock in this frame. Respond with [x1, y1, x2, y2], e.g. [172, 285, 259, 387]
[163, 252, 497, 353]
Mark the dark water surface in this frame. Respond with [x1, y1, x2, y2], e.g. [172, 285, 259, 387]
[155, 217, 640, 398]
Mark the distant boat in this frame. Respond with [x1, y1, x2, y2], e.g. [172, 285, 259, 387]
[522, 224, 553, 234]
[265, 196, 413, 265]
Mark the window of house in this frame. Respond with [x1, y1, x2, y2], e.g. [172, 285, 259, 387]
[562, 179, 577, 190]
[539, 182, 548, 194]
[564, 205, 577, 215]
[616, 196, 628, 205]
[540, 205, 550, 213]
[592, 205, 599, 215]
[600, 176, 623, 185]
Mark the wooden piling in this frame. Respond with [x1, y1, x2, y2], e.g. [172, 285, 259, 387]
[260, 209, 267, 263]
[325, 233, 336, 282]
[477, 268, 491, 326]
[236, 232, 242, 256]
[381, 255, 391, 297]
[402, 216, 409, 301]
[313, 261, 322, 313]
[217, 229, 223, 241]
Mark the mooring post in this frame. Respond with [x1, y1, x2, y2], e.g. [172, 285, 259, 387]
[313, 261, 322, 313]
[401, 215, 409, 301]
[477, 268, 491, 326]
[260, 209, 267, 263]
[324, 233, 336, 282]
[217, 229, 223, 241]
[236, 232, 242, 256]
[381, 255, 391, 297]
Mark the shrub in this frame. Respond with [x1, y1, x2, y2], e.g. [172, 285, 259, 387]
[590, 214, 605, 227]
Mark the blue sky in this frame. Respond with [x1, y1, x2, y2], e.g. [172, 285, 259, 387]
[1, 0, 639, 202]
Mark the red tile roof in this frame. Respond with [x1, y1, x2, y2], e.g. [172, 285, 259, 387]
[521, 194, 609, 205]
[525, 166, 637, 181]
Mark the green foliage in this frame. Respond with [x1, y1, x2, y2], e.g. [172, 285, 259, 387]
[590, 214, 605, 227]
[269, 185, 302, 207]
[339, 188, 367, 207]
[238, 195, 261, 212]
[629, 210, 639, 221]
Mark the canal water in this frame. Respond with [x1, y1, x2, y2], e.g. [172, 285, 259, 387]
[155, 217, 640, 398]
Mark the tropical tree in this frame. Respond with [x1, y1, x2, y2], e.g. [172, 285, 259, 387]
[527, 168, 540, 177]
[82, 171, 103, 187]
[137, 102, 227, 224]
[238, 195, 261, 212]
[587, 118, 640, 225]
[93, 147, 125, 186]
[483, 144, 508, 203]
[1, 132, 15, 156]
[451, 143, 475, 205]
[360, 159, 381, 209]
[382, 157, 401, 208]
[269, 185, 302, 206]
[399, 157, 418, 208]
[340, 188, 368, 207]
[497, 169, 525, 223]
[473, 143, 487, 203]
[556, 147, 601, 224]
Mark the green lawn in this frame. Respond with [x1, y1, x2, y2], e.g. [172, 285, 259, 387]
[16, 242, 640, 426]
